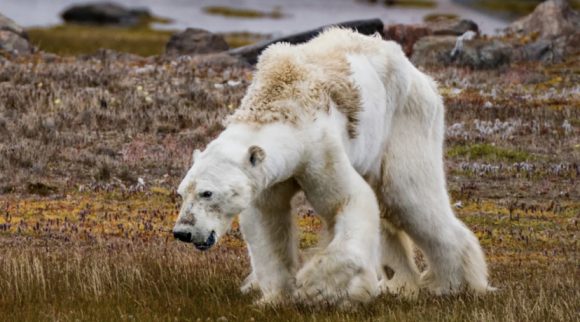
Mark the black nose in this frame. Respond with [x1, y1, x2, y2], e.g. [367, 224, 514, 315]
[173, 230, 192, 242]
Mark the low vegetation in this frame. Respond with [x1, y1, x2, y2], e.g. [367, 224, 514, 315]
[27, 25, 267, 56]
[203, 6, 283, 19]
[446, 143, 531, 162]
[27, 24, 174, 56]
[0, 39, 578, 320]
[423, 13, 459, 22]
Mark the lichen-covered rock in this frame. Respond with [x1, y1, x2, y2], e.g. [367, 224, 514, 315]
[61, 2, 151, 26]
[411, 36, 512, 69]
[506, 0, 579, 38]
[383, 19, 478, 57]
[519, 32, 580, 63]
[504, 0, 579, 63]
[0, 13, 25, 36]
[0, 13, 32, 55]
[165, 28, 229, 56]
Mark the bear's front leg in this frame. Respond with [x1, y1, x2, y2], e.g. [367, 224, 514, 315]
[294, 151, 382, 307]
[239, 179, 299, 306]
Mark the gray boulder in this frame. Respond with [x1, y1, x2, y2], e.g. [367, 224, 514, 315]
[0, 13, 25, 36]
[383, 19, 479, 57]
[166, 28, 229, 56]
[0, 13, 32, 55]
[61, 2, 151, 26]
[519, 32, 580, 63]
[412, 35, 512, 69]
[505, 0, 579, 63]
[506, 0, 579, 38]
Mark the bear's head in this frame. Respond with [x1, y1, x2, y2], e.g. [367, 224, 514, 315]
[172, 144, 265, 250]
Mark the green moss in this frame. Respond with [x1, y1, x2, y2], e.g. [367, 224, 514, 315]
[27, 24, 173, 56]
[27, 25, 264, 56]
[423, 13, 459, 22]
[447, 143, 531, 162]
[221, 32, 268, 48]
[203, 6, 283, 19]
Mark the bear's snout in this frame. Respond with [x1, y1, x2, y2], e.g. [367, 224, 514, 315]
[193, 230, 216, 251]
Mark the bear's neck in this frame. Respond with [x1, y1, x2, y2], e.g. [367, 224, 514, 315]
[221, 122, 305, 191]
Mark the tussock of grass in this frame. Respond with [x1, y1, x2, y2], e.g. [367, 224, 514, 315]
[423, 13, 459, 22]
[223, 32, 270, 48]
[27, 24, 173, 56]
[447, 143, 531, 162]
[203, 6, 283, 19]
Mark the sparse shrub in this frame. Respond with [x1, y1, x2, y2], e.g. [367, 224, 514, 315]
[26, 182, 57, 196]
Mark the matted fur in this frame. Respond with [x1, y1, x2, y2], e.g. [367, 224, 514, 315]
[228, 30, 379, 138]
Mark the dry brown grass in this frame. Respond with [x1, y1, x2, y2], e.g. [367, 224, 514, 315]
[0, 196, 577, 321]
[0, 52, 249, 193]
[0, 52, 578, 321]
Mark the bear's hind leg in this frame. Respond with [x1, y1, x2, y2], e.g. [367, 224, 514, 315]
[380, 154, 492, 295]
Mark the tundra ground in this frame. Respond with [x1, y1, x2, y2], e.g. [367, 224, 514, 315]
[0, 53, 578, 321]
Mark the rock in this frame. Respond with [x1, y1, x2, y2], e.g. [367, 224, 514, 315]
[0, 12, 25, 36]
[0, 13, 32, 55]
[382, 19, 479, 57]
[411, 36, 455, 66]
[412, 35, 512, 69]
[61, 2, 151, 26]
[165, 28, 229, 56]
[506, 0, 579, 38]
[520, 32, 580, 62]
[229, 19, 384, 65]
[0, 31, 32, 55]
[428, 19, 480, 36]
[383, 24, 432, 56]
[505, 0, 579, 64]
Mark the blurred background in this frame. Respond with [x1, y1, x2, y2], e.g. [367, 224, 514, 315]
[4, 0, 576, 56]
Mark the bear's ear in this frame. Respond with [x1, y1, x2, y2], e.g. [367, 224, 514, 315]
[192, 149, 202, 164]
[248, 145, 265, 167]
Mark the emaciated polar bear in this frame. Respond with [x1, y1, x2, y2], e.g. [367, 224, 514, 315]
[173, 28, 493, 306]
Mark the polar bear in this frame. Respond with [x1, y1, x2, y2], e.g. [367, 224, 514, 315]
[173, 28, 493, 306]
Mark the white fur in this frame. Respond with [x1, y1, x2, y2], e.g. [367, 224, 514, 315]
[173, 28, 493, 306]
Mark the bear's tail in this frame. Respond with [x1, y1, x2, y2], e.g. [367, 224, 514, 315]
[461, 226, 497, 293]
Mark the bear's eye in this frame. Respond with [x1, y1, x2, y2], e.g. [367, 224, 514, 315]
[199, 191, 213, 199]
